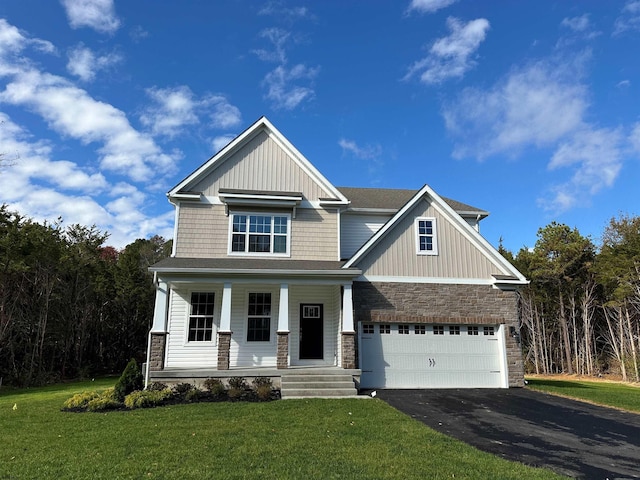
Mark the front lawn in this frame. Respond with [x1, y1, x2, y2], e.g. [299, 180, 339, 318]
[526, 376, 640, 413]
[0, 379, 562, 479]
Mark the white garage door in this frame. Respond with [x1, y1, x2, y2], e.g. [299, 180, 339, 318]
[359, 323, 506, 389]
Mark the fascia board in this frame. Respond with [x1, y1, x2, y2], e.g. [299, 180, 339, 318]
[150, 266, 362, 278]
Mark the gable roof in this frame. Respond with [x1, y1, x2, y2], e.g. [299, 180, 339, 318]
[168, 116, 349, 204]
[343, 184, 527, 286]
[337, 186, 488, 218]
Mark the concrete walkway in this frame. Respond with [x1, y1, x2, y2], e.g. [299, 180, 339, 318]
[376, 388, 640, 479]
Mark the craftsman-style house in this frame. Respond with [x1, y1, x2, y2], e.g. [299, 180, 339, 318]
[145, 117, 527, 396]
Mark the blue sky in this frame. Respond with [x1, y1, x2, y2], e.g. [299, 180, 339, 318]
[0, 0, 639, 252]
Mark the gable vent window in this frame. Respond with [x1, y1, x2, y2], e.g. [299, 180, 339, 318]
[230, 214, 290, 255]
[415, 217, 438, 255]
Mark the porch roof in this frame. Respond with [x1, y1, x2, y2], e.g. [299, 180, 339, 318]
[150, 257, 361, 278]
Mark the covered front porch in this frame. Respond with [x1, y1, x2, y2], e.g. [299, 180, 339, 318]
[145, 258, 362, 387]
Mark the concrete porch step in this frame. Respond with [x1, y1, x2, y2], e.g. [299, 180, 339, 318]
[280, 371, 358, 399]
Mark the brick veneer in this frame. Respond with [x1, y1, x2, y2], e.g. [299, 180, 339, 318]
[341, 332, 356, 369]
[217, 332, 232, 370]
[277, 332, 289, 369]
[353, 281, 525, 387]
[149, 333, 166, 371]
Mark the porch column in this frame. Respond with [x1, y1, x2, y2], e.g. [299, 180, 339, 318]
[341, 283, 356, 369]
[147, 280, 168, 372]
[217, 282, 232, 370]
[277, 283, 289, 369]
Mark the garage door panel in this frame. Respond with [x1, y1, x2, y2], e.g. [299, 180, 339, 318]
[359, 322, 505, 389]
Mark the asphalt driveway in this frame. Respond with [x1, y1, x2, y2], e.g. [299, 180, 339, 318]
[376, 388, 640, 479]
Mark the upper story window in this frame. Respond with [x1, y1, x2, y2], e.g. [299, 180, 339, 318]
[229, 213, 290, 256]
[415, 217, 438, 256]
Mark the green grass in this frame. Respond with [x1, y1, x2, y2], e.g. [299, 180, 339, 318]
[526, 377, 640, 413]
[0, 379, 563, 479]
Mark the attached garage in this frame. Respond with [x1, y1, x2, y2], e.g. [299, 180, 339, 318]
[358, 322, 508, 389]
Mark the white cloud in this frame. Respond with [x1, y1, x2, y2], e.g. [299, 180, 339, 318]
[258, 3, 310, 20]
[442, 55, 589, 159]
[405, 17, 490, 84]
[212, 134, 236, 153]
[338, 139, 382, 160]
[60, 0, 120, 34]
[253, 28, 290, 64]
[407, 0, 458, 14]
[0, 19, 55, 62]
[263, 64, 319, 110]
[141, 86, 241, 137]
[561, 15, 591, 32]
[67, 44, 122, 82]
[614, 1, 640, 35]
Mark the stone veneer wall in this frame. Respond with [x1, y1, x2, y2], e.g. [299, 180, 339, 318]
[341, 332, 356, 369]
[149, 333, 166, 371]
[217, 332, 231, 370]
[352, 282, 524, 387]
[277, 332, 289, 369]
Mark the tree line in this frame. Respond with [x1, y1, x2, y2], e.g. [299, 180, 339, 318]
[501, 215, 640, 382]
[0, 205, 170, 386]
[2, 203, 639, 387]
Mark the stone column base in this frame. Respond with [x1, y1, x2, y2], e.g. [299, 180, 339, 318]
[277, 332, 289, 369]
[149, 333, 166, 371]
[217, 331, 232, 370]
[341, 332, 356, 369]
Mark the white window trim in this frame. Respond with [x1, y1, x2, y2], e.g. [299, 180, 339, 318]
[184, 290, 218, 346]
[415, 217, 438, 256]
[227, 212, 292, 257]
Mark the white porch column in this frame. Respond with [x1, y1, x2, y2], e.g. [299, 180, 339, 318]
[342, 283, 355, 333]
[220, 282, 232, 332]
[277, 283, 289, 332]
[150, 280, 169, 332]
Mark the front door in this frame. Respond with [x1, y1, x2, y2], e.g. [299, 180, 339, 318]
[299, 304, 323, 359]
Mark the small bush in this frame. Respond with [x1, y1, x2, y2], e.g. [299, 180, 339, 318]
[147, 382, 168, 392]
[124, 388, 173, 409]
[228, 376, 248, 399]
[87, 396, 122, 412]
[172, 383, 194, 397]
[203, 378, 226, 396]
[63, 391, 100, 410]
[184, 388, 203, 403]
[114, 359, 143, 402]
[252, 377, 273, 401]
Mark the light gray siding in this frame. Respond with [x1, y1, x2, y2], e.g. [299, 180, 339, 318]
[340, 213, 391, 260]
[190, 131, 333, 201]
[356, 199, 499, 279]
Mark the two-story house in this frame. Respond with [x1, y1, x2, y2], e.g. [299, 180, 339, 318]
[145, 117, 527, 396]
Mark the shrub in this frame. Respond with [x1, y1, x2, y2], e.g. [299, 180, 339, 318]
[172, 383, 194, 397]
[228, 376, 248, 399]
[252, 377, 273, 401]
[124, 388, 173, 409]
[114, 358, 143, 402]
[87, 396, 122, 412]
[184, 388, 203, 403]
[147, 382, 168, 392]
[63, 391, 100, 410]
[203, 378, 226, 396]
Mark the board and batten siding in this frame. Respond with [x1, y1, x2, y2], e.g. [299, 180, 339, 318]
[288, 284, 340, 366]
[190, 131, 333, 202]
[356, 199, 498, 279]
[164, 285, 222, 368]
[175, 203, 339, 260]
[340, 213, 391, 260]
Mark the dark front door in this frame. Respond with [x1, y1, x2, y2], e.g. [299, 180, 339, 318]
[299, 304, 323, 359]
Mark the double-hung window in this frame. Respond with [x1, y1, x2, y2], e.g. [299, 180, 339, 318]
[247, 293, 271, 342]
[230, 214, 290, 255]
[415, 217, 438, 255]
[188, 292, 215, 342]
